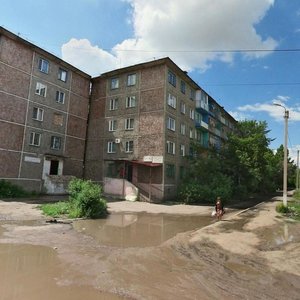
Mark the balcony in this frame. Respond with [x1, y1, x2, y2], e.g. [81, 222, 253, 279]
[200, 121, 209, 130]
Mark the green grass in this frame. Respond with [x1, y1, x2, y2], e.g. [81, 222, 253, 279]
[276, 190, 300, 221]
[40, 201, 70, 218]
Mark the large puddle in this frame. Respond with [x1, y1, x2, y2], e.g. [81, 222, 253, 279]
[0, 243, 123, 300]
[73, 213, 213, 248]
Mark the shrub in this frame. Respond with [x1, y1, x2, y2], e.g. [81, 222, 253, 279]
[0, 180, 29, 198]
[40, 201, 69, 217]
[68, 178, 107, 218]
[276, 203, 290, 214]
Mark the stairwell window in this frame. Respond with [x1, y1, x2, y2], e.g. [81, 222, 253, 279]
[127, 74, 136, 86]
[180, 101, 186, 114]
[51, 136, 62, 150]
[166, 141, 175, 155]
[167, 93, 176, 109]
[56, 91, 65, 104]
[180, 123, 186, 135]
[35, 82, 47, 97]
[125, 141, 134, 153]
[125, 118, 134, 130]
[32, 107, 44, 121]
[38, 58, 49, 74]
[58, 68, 68, 82]
[109, 98, 118, 110]
[126, 96, 136, 108]
[168, 70, 176, 87]
[166, 164, 175, 178]
[180, 144, 185, 157]
[107, 141, 116, 153]
[29, 132, 41, 147]
[189, 108, 195, 120]
[109, 120, 117, 131]
[181, 81, 186, 94]
[167, 117, 175, 131]
[111, 78, 119, 89]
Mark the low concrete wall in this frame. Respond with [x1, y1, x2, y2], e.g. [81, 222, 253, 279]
[43, 175, 74, 194]
[104, 177, 138, 201]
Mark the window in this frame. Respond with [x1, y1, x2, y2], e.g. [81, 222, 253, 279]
[53, 113, 64, 126]
[51, 136, 62, 150]
[35, 82, 47, 97]
[107, 141, 116, 153]
[109, 120, 117, 131]
[180, 101, 186, 114]
[180, 166, 186, 179]
[190, 128, 194, 139]
[125, 118, 134, 130]
[111, 78, 119, 89]
[109, 98, 118, 110]
[58, 68, 68, 82]
[127, 74, 136, 86]
[167, 93, 176, 109]
[181, 81, 186, 94]
[38, 58, 49, 74]
[180, 123, 186, 135]
[126, 96, 136, 108]
[166, 164, 175, 178]
[167, 117, 175, 131]
[168, 70, 176, 87]
[32, 107, 44, 121]
[29, 132, 41, 146]
[125, 140, 134, 153]
[56, 91, 65, 104]
[49, 160, 59, 175]
[166, 141, 175, 155]
[190, 89, 195, 100]
[180, 144, 185, 157]
[189, 108, 195, 120]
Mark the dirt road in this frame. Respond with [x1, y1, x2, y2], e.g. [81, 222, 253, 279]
[0, 197, 299, 299]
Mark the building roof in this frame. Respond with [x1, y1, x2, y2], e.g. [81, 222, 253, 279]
[0, 26, 91, 79]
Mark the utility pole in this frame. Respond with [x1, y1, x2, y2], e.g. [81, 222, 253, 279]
[273, 103, 289, 207]
[297, 150, 299, 190]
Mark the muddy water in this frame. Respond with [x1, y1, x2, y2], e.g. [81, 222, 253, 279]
[73, 213, 213, 247]
[0, 243, 123, 300]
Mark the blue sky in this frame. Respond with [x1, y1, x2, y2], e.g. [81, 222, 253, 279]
[1, 0, 300, 162]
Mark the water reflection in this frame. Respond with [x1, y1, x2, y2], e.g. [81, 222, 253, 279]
[73, 213, 212, 248]
[275, 223, 294, 246]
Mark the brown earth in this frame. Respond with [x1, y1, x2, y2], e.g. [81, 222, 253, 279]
[0, 196, 299, 300]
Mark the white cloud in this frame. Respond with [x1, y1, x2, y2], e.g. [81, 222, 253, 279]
[236, 96, 300, 122]
[289, 145, 300, 165]
[61, 0, 277, 75]
[228, 111, 251, 121]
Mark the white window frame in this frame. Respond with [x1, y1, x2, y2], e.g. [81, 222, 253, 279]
[166, 141, 175, 155]
[32, 107, 44, 121]
[167, 117, 176, 131]
[58, 68, 68, 82]
[107, 141, 116, 153]
[180, 101, 186, 114]
[35, 82, 47, 97]
[125, 140, 134, 153]
[126, 96, 136, 108]
[111, 78, 119, 89]
[29, 132, 41, 146]
[51, 136, 62, 150]
[56, 91, 65, 104]
[180, 144, 185, 157]
[109, 98, 118, 110]
[180, 123, 186, 135]
[109, 120, 117, 131]
[127, 74, 136, 86]
[38, 58, 49, 74]
[167, 93, 176, 109]
[189, 108, 195, 120]
[168, 70, 176, 87]
[125, 118, 134, 130]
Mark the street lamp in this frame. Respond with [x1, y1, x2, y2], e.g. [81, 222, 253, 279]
[273, 103, 289, 207]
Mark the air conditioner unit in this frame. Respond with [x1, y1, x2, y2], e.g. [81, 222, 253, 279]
[115, 138, 121, 144]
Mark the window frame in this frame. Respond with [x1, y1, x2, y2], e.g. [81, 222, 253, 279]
[125, 118, 134, 130]
[107, 141, 116, 153]
[109, 98, 118, 110]
[127, 74, 136, 86]
[51, 136, 62, 150]
[168, 70, 176, 87]
[180, 123, 186, 135]
[167, 116, 176, 131]
[32, 107, 44, 121]
[38, 58, 49, 74]
[180, 144, 185, 157]
[126, 96, 136, 108]
[108, 119, 117, 132]
[35, 82, 47, 97]
[180, 81, 186, 94]
[111, 78, 119, 90]
[167, 93, 176, 109]
[180, 101, 186, 114]
[56, 91, 65, 104]
[166, 141, 175, 155]
[166, 164, 175, 178]
[58, 68, 68, 82]
[29, 132, 41, 147]
[125, 140, 134, 153]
